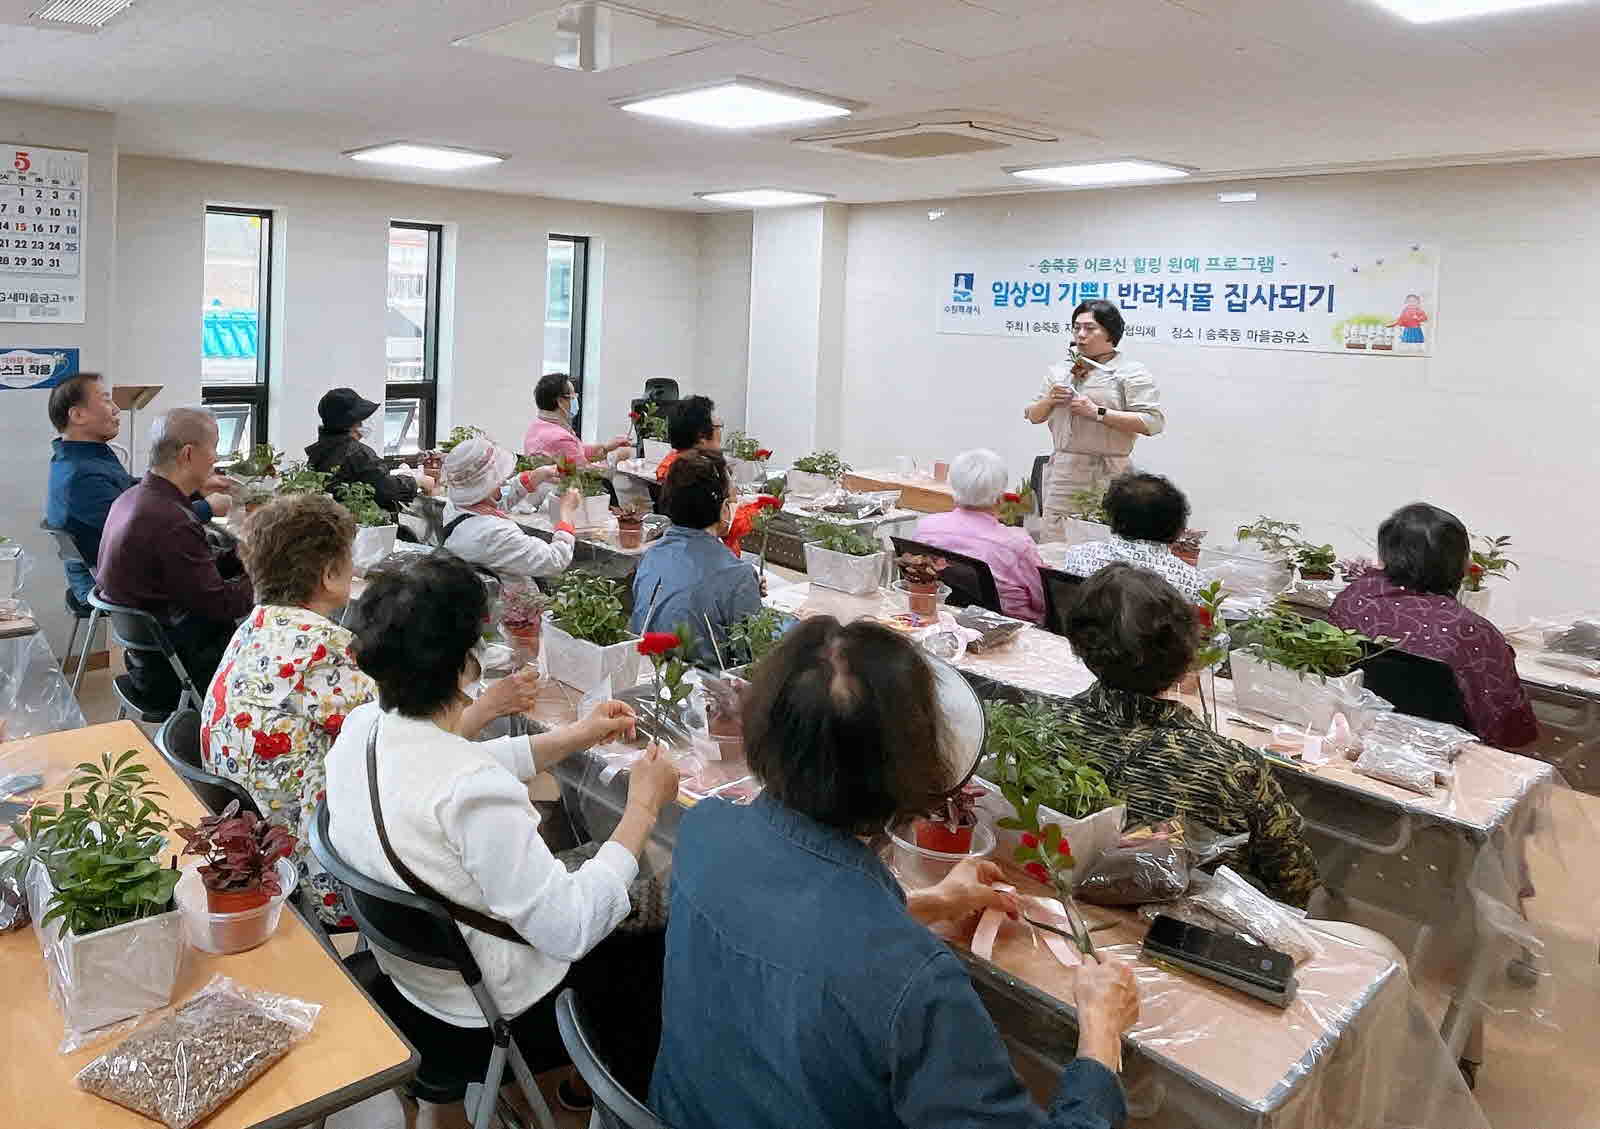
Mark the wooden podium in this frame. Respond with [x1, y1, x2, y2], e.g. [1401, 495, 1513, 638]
[111, 384, 162, 471]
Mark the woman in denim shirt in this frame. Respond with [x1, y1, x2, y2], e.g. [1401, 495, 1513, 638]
[650, 617, 1140, 1128]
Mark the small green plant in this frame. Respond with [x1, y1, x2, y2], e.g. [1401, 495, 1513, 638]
[275, 461, 333, 496]
[725, 431, 768, 462]
[1236, 605, 1385, 679]
[550, 573, 631, 646]
[229, 444, 283, 479]
[1066, 485, 1108, 524]
[555, 457, 608, 498]
[1464, 534, 1516, 592]
[1294, 542, 1337, 578]
[791, 450, 851, 479]
[334, 481, 391, 527]
[982, 700, 1116, 820]
[439, 424, 486, 453]
[631, 403, 668, 442]
[1235, 516, 1304, 559]
[1, 751, 180, 937]
[803, 518, 879, 557]
[515, 452, 555, 475]
[728, 607, 791, 667]
[996, 481, 1035, 527]
[995, 790, 1097, 958]
[746, 496, 784, 574]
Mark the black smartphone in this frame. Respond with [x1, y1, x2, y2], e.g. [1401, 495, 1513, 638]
[1143, 914, 1297, 1008]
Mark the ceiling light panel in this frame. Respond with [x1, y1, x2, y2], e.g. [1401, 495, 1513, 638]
[344, 143, 505, 171]
[30, 0, 136, 29]
[619, 80, 853, 129]
[1008, 160, 1191, 187]
[697, 189, 833, 207]
[1367, 0, 1577, 21]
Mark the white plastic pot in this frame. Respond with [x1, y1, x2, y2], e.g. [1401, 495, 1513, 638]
[543, 616, 642, 691]
[887, 821, 996, 890]
[1197, 545, 1294, 606]
[643, 439, 673, 464]
[971, 774, 1125, 877]
[786, 469, 835, 498]
[1459, 587, 1492, 618]
[351, 524, 398, 574]
[728, 457, 766, 488]
[804, 543, 886, 596]
[0, 543, 23, 597]
[1228, 650, 1365, 731]
[1062, 518, 1111, 548]
[175, 858, 297, 955]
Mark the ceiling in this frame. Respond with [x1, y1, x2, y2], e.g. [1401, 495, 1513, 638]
[2, 0, 1598, 211]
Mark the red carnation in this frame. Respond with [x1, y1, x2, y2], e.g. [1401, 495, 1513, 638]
[253, 730, 293, 760]
[629, 411, 641, 421]
[1002, 492, 1021, 503]
[1024, 862, 1050, 884]
[755, 449, 772, 460]
[1020, 832, 1039, 848]
[1196, 606, 1214, 630]
[1468, 563, 1484, 575]
[637, 632, 681, 657]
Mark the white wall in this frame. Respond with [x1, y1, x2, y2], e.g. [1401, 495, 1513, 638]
[115, 157, 704, 463]
[839, 159, 1600, 622]
[0, 100, 117, 656]
[693, 212, 752, 430]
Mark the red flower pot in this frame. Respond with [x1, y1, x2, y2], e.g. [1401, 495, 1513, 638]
[914, 819, 975, 854]
[505, 621, 542, 664]
[207, 887, 272, 914]
[906, 580, 938, 622]
[617, 517, 644, 550]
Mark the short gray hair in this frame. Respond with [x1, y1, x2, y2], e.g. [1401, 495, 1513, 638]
[948, 448, 1008, 508]
[148, 406, 218, 468]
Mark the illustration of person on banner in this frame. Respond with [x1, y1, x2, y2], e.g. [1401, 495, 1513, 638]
[1387, 292, 1429, 353]
[1024, 299, 1165, 541]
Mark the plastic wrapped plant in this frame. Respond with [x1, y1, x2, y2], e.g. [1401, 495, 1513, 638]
[791, 450, 851, 479]
[334, 482, 391, 527]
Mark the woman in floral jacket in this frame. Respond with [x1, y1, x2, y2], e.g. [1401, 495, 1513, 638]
[206, 495, 541, 926]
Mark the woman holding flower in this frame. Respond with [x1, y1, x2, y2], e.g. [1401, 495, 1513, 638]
[524, 372, 633, 468]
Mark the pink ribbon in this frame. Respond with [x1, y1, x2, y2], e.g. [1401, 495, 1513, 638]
[971, 884, 1081, 968]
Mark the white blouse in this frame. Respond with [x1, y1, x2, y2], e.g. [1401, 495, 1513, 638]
[1039, 352, 1165, 458]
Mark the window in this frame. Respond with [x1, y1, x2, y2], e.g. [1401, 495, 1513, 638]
[202, 207, 273, 459]
[385, 222, 442, 455]
[545, 234, 589, 432]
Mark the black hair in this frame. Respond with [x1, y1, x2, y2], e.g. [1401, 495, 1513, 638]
[744, 616, 950, 834]
[668, 395, 717, 451]
[661, 450, 730, 529]
[1072, 299, 1125, 346]
[1104, 472, 1190, 543]
[1065, 563, 1198, 695]
[1378, 503, 1469, 596]
[535, 372, 573, 412]
[47, 372, 104, 433]
[349, 552, 488, 718]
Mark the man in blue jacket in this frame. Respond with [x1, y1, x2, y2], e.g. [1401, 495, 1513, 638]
[43, 372, 231, 602]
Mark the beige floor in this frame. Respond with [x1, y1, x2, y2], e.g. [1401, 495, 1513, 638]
[71, 649, 1598, 1129]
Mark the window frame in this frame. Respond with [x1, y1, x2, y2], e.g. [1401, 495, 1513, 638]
[385, 221, 443, 453]
[547, 233, 590, 432]
[201, 205, 273, 452]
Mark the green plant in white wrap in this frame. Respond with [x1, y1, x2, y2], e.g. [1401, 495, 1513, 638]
[802, 517, 878, 557]
[334, 482, 391, 527]
[275, 461, 333, 497]
[791, 450, 851, 480]
[550, 573, 631, 647]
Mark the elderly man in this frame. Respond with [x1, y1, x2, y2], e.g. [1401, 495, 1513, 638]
[910, 448, 1046, 623]
[97, 406, 254, 709]
[44, 372, 231, 601]
[1057, 472, 1202, 602]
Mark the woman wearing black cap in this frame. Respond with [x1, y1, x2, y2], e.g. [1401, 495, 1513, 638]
[305, 387, 435, 515]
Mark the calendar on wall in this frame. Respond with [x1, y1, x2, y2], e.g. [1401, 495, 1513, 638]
[0, 143, 86, 324]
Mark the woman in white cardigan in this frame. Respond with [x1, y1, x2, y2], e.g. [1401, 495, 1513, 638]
[325, 552, 680, 1115]
[439, 435, 578, 580]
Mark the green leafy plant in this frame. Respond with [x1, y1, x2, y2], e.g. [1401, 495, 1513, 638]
[1294, 542, 1337, 578]
[725, 431, 767, 461]
[746, 496, 784, 574]
[1, 751, 180, 937]
[334, 482, 391, 527]
[550, 573, 631, 646]
[982, 700, 1116, 820]
[275, 461, 333, 497]
[1191, 581, 1230, 730]
[996, 481, 1035, 527]
[173, 800, 295, 896]
[1235, 605, 1386, 679]
[1235, 516, 1304, 559]
[803, 518, 879, 557]
[439, 424, 487, 453]
[631, 403, 668, 442]
[229, 444, 283, 479]
[728, 607, 791, 668]
[1464, 534, 1516, 592]
[515, 452, 555, 475]
[791, 450, 851, 479]
[555, 457, 608, 498]
[1066, 485, 1108, 524]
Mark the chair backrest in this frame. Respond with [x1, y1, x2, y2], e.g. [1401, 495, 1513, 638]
[1038, 567, 1085, 637]
[1029, 454, 1049, 516]
[155, 709, 262, 818]
[555, 989, 666, 1129]
[88, 588, 204, 708]
[1355, 644, 1474, 734]
[38, 520, 86, 566]
[889, 536, 1002, 614]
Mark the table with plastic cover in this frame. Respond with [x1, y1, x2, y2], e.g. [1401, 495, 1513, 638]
[0, 600, 86, 742]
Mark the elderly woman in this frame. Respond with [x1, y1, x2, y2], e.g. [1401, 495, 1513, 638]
[653, 395, 721, 483]
[440, 435, 576, 581]
[203, 494, 544, 927]
[523, 372, 633, 468]
[1330, 503, 1536, 749]
[1060, 564, 1319, 907]
[651, 615, 1139, 1128]
[629, 450, 762, 666]
[325, 552, 681, 1111]
[1058, 472, 1203, 602]
[911, 448, 1046, 623]
[305, 387, 434, 516]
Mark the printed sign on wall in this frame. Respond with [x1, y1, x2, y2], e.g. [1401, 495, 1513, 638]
[0, 346, 80, 389]
[939, 245, 1439, 356]
[0, 143, 87, 324]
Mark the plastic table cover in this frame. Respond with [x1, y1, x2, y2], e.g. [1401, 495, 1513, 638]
[0, 599, 85, 746]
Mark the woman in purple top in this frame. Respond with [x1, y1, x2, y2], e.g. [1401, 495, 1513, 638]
[1329, 503, 1537, 749]
[912, 448, 1046, 623]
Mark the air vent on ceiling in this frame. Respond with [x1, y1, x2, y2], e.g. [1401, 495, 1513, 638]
[794, 114, 1057, 161]
[30, 0, 136, 30]
[453, 2, 736, 72]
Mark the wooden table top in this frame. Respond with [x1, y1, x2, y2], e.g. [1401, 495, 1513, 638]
[0, 721, 416, 1129]
[842, 468, 956, 513]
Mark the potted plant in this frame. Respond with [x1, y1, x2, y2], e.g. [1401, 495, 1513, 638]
[544, 573, 642, 690]
[1228, 606, 1389, 729]
[727, 606, 792, 670]
[913, 780, 986, 853]
[802, 518, 886, 596]
[1234, 516, 1305, 560]
[3, 751, 185, 1035]
[499, 584, 549, 663]
[996, 482, 1035, 529]
[1338, 555, 1379, 582]
[1063, 484, 1111, 546]
[173, 800, 297, 952]
[439, 424, 486, 454]
[1173, 528, 1206, 567]
[1293, 541, 1337, 582]
[788, 450, 851, 497]
[551, 458, 613, 529]
[613, 503, 650, 550]
[895, 553, 948, 622]
[1460, 534, 1515, 617]
[335, 481, 398, 573]
[725, 431, 772, 488]
[631, 404, 672, 463]
[227, 444, 283, 515]
[746, 495, 785, 575]
[274, 461, 333, 497]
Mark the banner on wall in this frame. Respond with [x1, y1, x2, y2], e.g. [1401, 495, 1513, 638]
[938, 245, 1439, 356]
[0, 346, 79, 389]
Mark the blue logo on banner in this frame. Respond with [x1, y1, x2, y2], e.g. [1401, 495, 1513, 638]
[0, 347, 79, 390]
[952, 272, 974, 303]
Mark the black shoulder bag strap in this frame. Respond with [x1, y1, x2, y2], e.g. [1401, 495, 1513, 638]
[365, 718, 529, 944]
[441, 512, 480, 543]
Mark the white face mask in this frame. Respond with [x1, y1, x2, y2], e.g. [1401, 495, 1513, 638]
[358, 420, 376, 442]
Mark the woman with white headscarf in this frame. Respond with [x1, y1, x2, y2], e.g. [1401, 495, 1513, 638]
[440, 436, 578, 580]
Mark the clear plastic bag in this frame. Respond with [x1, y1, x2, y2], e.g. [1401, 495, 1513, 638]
[1074, 835, 1189, 906]
[1536, 615, 1600, 659]
[1362, 711, 1475, 763]
[76, 975, 321, 1129]
[0, 609, 87, 741]
[0, 848, 26, 932]
[1188, 865, 1322, 965]
[1355, 740, 1439, 795]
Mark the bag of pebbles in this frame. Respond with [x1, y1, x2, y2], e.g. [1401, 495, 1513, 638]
[76, 976, 321, 1128]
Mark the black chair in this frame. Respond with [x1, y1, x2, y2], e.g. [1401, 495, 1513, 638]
[555, 989, 665, 1129]
[1030, 454, 1049, 516]
[308, 805, 558, 1129]
[39, 522, 102, 699]
[88, 588, 205, 723]
[1355, 644, 1474, 734]
[1038, 567, 1085, 637]
[889, 536, 1003, 614]
[154, 708, 260, 818]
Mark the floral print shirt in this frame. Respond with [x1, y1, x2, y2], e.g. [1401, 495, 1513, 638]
[202, 606, 376, 926]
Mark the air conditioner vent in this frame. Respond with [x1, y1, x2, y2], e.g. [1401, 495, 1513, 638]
[794, 113, 1059, 161]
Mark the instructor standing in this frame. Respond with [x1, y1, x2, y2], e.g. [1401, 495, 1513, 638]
[1025, 299, 1165, 540]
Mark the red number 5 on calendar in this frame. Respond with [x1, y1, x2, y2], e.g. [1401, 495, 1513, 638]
[12, 151, 30, 172]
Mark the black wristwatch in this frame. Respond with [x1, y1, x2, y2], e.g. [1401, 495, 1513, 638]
[1096, 406, 1108, 420]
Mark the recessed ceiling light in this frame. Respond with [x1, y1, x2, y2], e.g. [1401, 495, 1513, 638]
[619, 79, 853, 130]
[696, 189, 834, 208]
[1008, 160, 1190, 187]
[1367, 0, 1575, 22]
[344, 143, 505, 171]
[30, 0, 135, 28]
[1217, 191, 1258, 203]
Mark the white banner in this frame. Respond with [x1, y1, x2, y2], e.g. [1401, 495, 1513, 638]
[0, 143, 87, 324]
[938, 245, 1439, 356]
